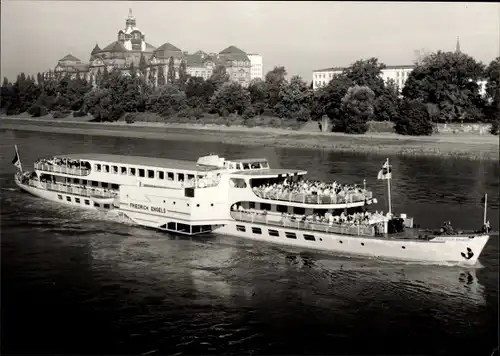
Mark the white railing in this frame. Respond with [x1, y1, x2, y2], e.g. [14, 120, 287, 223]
[32, 180, 117, 199]
[230, 211, 378, 237]
[253, 189, 373, 205]
[34, 163, 91, 177]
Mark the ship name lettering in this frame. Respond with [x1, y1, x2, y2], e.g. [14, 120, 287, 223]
[130, 203, 149, 211]
[151, 206, 166, 214]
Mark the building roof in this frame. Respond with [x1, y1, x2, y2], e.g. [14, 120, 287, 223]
[91, 44, 101, 55]
[155, 42, 182, 52]
[185, 52, 217, 67]
[59, 54, 82, 62]
[219, 45, 246, 55]
[145, 42, 157, 51]
[101, 41, 128, 53]
[59, 154, 219, 171]
[153, 42, 184, 59]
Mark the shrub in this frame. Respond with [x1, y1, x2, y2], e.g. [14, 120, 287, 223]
[29, 105, 48, 117]
[215, 117, 229, 126]
[394, 99, 434, 136]
[245, 117, 259, 128]
[52, 110, 71, 119]
[124, 113, 136, 124]
[270, 117, 282, 128]
[193, 107, 205, 119]
[242, 106, 256, 120]
[490, 120, 499, 135]
[367, 120, 395, 133]
[73, 111, 87, 117]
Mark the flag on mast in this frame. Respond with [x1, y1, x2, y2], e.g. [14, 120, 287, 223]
[12, 145, 23, 172]
[377, 159, 392, 180]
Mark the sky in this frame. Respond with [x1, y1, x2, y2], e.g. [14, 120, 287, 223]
[1, 1, 499, 82]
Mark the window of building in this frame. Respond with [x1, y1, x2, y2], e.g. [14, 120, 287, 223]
[167, 172, 174, 180]
[177, 173, 184, 181]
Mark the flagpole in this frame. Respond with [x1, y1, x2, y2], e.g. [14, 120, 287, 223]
[14, 144, 23, 172]
[387, 158, 392, 216]
[483, 193, 488, 225]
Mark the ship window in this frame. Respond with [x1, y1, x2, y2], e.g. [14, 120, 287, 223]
[85, 199, 90, 205]
[102, 183, 108, 188]
[260, 162, 269, 169]
[252, 227, 262, 234]
[138, 169, 145, 177]
[148, 170, 154, 179]
[91, 181, 98, 187]
[303, 234, 316, 241]
[94, 202, 100, 207]
[167, 172, 174, 180]
[250, 162, 260, 169]
[167, 222, 176, 230]
[75, 198, 81, 204]
[58, 194, 63, 200]
[249, 202, 255, 209]
[293, 206, 305, 215]
[82, 180, 87, 185]
[73, 178, 79, 184]
[95, 164, 101, 172]
[277, 205, 288, 213]
[112, 166, 118, 174]
[121, 166, 127, 175]
[111, 184, 119, 190]
[260, 203, 271, 211]
[236, 163, 242, 170]
[243, 163, 250, 170]
[285, 232, 297, 239]
[177, 223, 190, 233]
[104, 165, 110, 173]
[129, 167, 136, 176]
[269, 229, 279, 237]
[187, 174, 194, 181]
[178, 173, 184, 181]
[236, 225, 246, 232]
[66, 196, 71, 202]
[158, 171, 164, 180]
[104, 204, 110, 209]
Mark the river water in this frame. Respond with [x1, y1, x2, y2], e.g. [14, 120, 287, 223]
[1, 129, 498, 356]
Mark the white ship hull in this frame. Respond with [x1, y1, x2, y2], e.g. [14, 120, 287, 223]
[214, 221, 489, 266]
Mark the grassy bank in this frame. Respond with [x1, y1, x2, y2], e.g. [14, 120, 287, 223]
[1, 116, 498, 161]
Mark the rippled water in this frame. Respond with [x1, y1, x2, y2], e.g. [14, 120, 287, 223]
[1, 129, 499, 355]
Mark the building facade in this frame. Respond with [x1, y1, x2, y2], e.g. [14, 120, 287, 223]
[247, 53, 264, 80]
[52, 10, 256, 88]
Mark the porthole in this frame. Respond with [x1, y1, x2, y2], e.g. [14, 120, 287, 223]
[319, 238, 323, 241]
[361, 242, 364, 246]
[339, 240, 343, 244]
[196, 204, 200, 207]
[402, 246, 406, 249]
[211, 203, 214, 207]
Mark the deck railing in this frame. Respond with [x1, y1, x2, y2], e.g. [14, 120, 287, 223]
[30, 180, 117, 199]
[230, 211, 377, 237]
[252, 189, 373, 205]
[34, 163, 91, 177]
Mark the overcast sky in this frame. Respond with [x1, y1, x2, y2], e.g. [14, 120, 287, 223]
[1, 1, 499, 82]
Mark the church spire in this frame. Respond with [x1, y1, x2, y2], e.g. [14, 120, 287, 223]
[455, 36, 461, 54]
[126, 8, 136, 28]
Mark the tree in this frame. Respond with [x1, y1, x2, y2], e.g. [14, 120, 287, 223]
[178, 60, 188, 89]
[167, 57, 176, 84]
[95, 68, 102, 88]
[83, 88, 116, 121]
[402, 51, 486, 122]
[310, 74, 353, 121]
[101, 67, 109, 84]
[483, 57, 500, 125]
[374, 78, 401, 121]
[209, 65, 230, 90]
[343, 58, 386, 97]
[247, 78, 268, 114]
[265, 66, 287, 110]
[210, 82, 251, 117]
[139, 53, 147, 77]
[394, 99, 434, 136]
[332, 85, 375, 134]
[146, 84, 187, 118]
[148, 67, 156, 88]
[274, 75, 313, 121]
[185, 76, 215, 109]
[157, 66, 166, 86]
[129, 62, 137, 78]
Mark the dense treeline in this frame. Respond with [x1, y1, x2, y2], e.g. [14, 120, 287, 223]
[1, 51, 499, 135]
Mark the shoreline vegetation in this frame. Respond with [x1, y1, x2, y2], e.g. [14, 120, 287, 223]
[2, 51, 498, 160]
[2, 116, 498, 161]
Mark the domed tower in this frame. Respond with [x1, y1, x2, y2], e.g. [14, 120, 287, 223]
[117, 8, 146, 51]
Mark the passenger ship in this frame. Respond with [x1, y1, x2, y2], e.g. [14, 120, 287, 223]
[12, 146, 491, 266]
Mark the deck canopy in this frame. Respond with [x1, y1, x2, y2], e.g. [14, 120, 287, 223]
[58, 154, 220, 172]
[230, 168, 307, 179]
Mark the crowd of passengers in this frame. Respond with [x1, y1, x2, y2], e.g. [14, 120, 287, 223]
[35, 157, 90, 170]
[253, 179, 367, 201]
[37, 176, 117, 196]
[232, 204, 388, 227]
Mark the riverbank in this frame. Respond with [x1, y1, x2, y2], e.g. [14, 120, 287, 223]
[1, 117, 498, 160]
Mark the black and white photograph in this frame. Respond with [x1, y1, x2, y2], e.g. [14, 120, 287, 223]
[1, 1, 499, 355]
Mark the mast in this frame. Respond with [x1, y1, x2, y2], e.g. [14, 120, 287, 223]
[387, 158, 392, 215]
[483, 193, 488, 225]
[14, 144, 23, 172]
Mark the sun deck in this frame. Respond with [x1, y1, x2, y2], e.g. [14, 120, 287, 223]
[59, 154, 219, 172]
[231, 169, 307, 177]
